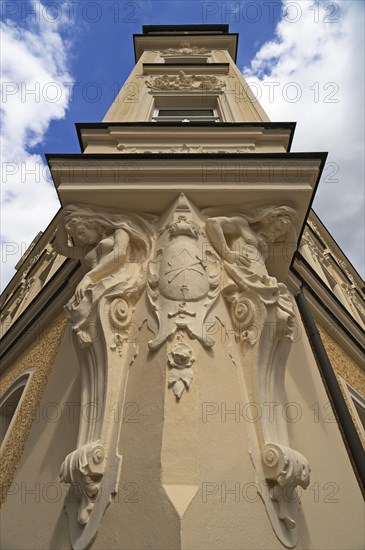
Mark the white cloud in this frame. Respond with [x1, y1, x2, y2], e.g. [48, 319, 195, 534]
[243, 0, 364, 277]
[1, 0, 74, 290]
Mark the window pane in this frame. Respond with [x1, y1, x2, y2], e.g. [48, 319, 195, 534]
[353, 399, 365, 430]
[0, 386, 26, 445]
[158, 109, 214, 117]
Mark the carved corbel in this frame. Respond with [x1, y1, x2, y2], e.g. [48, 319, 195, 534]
[56, 203, 155, 549]
[206, 206, 310, 548]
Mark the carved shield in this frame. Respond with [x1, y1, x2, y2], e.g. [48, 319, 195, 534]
[158, 238, 210, 301]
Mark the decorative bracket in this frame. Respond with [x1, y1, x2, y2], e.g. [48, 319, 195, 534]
[56, 204, 154, 549]
[206, 207, 310, 547]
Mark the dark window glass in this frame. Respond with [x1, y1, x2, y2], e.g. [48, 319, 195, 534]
[353, 399, 365, 429]
[158, 109, 214, 117]
[0, 385, 26, 445]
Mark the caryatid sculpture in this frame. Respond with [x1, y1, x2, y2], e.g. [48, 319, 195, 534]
[206, 206, 310, 548]
[56, 204, 155, 548]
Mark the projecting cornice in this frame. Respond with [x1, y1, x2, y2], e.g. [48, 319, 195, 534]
[75, 122, 297, 153]
[45, 151, 327, 282]
[133, 33, 238, 62]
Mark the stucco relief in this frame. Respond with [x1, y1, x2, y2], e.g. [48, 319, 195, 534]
[147, 194, 220, 401]
[341, 283, 365, 322]
[206, 206, 310, 547]
[56, 199, 311, 548]
[115, 143, 255, 154]
[167, 334, 195, 398]
[146, 71, 225, 91]
[56, 204, 155, 549]
[160, 42, 211, 56]
[307, 220, 358, 286]
[0, 243, 63, 333]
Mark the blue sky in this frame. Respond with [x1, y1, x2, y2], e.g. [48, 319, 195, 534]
[21, 0, 282, 157]
[1, 0, 364, 288]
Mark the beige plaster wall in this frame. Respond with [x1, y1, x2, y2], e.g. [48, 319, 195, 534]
[0, 319, 80, 550]
[103, 49, 269, 124]
[0, 312, 68, 506]
[284, 304, 364, 549]
[1, 300, 363, 550]
[92, 300, 364, 550]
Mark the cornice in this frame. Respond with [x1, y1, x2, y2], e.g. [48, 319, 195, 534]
[133, 33, 238, 63]
[0, 259, 81, 371]
[142, 63, 230, 74]
[75, 122, 297, 153]
[292, 254, 365, 354]
[307, 210, 364, 289]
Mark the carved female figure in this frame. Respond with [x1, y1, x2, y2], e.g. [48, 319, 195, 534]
[56, 204, 154, 534]
[205, 206, 297, 307]
[58, 203, 154, 344]
[206, 206, 310, 542]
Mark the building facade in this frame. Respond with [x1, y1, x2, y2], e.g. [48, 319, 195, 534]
[0, 25, 364, 550]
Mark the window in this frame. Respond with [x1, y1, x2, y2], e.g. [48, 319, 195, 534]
[163, 57, 208, 64]
[152, 107, 220, 122]
[339, 377, 365, 434]
[0, 372, 33, 449]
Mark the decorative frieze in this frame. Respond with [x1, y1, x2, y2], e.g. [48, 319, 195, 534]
[160, 42, 211, 56]
[146, 71, 225, 91]
[115, 143, 255, 154]
[0, 234, 62, 332]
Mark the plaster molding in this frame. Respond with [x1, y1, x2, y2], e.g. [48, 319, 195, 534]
[116, 143, 256, 154]
[341, 283, 365, 323]
[307, 221, 360, 288]
[78, 123, 293, 153]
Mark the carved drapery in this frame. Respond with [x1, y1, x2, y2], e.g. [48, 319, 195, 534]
[56, 204, 154, 549]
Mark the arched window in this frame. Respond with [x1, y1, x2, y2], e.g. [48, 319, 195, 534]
[0, 371, 33, 449]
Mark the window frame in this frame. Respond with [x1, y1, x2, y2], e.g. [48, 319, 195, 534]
[339, 376, 365, 438]
[152, 106, 220, 123]
[0, 370, 34, 451]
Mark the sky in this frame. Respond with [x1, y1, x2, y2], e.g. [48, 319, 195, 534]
[1, 0, 364, 290]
